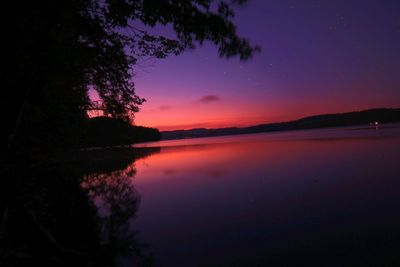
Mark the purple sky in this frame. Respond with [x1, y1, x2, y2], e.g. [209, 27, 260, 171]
[132, 0, 400, 130]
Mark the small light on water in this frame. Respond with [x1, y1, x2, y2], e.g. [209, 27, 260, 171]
[369, 121, 380, 129]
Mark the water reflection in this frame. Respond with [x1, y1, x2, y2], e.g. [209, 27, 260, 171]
[1, 147, 160, 267]
[132, 126, 400, 267]
[4, 126, 400, 267]
[81, 152, 155, 266]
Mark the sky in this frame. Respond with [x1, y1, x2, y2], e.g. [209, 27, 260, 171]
[132, 0, 400, 131]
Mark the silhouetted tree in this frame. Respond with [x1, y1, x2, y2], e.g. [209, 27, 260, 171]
[4, 0, 259, 151]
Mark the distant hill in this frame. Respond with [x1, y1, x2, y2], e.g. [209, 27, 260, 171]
[161, 108, 400, 140]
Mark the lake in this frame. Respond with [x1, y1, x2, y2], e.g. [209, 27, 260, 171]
[85, 125, 400, 266]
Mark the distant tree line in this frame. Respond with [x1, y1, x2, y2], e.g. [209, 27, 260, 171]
[161, 108, 400, 140]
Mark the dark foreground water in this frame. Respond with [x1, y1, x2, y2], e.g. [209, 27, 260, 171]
[91, 125, 400, 267]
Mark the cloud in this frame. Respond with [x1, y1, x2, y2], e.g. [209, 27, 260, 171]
[199, 95, 221, 103]
[159, 105, 171, 110]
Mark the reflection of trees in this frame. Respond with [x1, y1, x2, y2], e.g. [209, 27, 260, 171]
[81, 161, 152, 266]
[1, 147, 159, 267]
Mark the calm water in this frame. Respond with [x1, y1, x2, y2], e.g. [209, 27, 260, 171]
[88, 125, 400, 266]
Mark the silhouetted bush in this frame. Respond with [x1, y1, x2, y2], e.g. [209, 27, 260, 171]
[81, 117, 160, 148]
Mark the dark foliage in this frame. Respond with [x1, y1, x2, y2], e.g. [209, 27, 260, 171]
[3, 0, 258, 152]
[82, 116, 160, 147]
[1, 2, 257, 265]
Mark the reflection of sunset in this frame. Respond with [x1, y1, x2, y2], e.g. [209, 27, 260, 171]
[132, 128, 400, 190]
[133, 136, 335, 186]
[134, 145, 237, 182]
[129, 128, 400, 267]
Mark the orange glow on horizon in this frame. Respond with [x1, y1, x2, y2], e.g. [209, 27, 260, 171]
[90, 85, 400, 131]
[134, 99, 398, 131]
